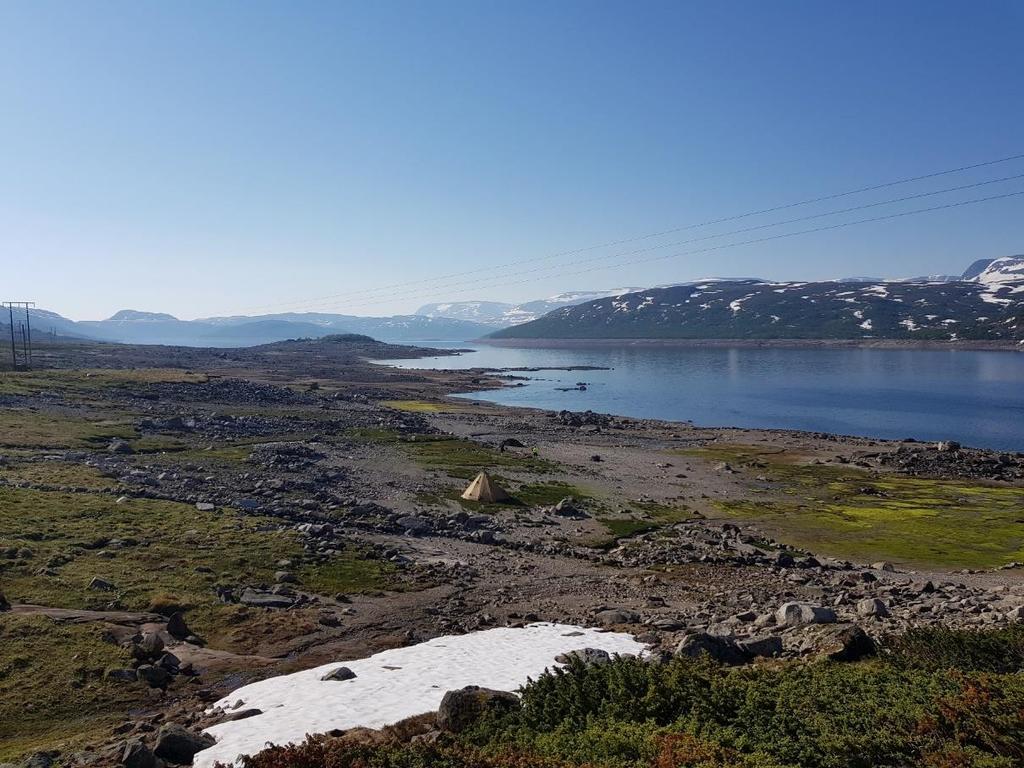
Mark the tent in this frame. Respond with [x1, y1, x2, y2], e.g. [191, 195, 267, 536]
[461, 471, 511, 503]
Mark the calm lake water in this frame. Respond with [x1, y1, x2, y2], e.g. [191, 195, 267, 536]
[380, 344, 1024, 451]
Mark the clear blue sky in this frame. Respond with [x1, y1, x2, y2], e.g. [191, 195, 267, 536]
[3, 1, 1022, 320]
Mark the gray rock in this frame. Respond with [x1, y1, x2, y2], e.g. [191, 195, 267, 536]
[88, 577, 116, 591]
[554, 647, 611, 666]
[136, 664, 170, 688]
[818, 625, 877, 662]
[856, 598, 890, 618]
[239, 588, 293, 609]
[321, 666, 357, 681]
[195, 503, 216, 512]
[736, 634, 783, 658]
[167, 611, 190, 641]
[594, 608, 639, 626]
[775, 602, 836, 627]
[108, 440, 134, 455]
[121, 740, 156, 768]
[436, 686, 520, 733]
[153, 724, 215, 765]
[106, 668, 138, 683]
[675, 632, 747, 665]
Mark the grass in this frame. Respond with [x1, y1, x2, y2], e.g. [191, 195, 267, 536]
[0, 368, 206, 397]
[0, 487, 391, 626]
[0, 461, 118, 490]
[406, 436, 558, 480]
[299, 551, 393, 595]
[380, 399, 449, 413]
[0, 409, 137, 449]
[0, 615, 140, 761]
[686, 444, 1024, 568]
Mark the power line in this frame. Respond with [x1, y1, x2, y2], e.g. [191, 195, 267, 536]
[316, 172, 1024, 311]
[231, 151, 1024, 315]
[307, 189, 1024, 312]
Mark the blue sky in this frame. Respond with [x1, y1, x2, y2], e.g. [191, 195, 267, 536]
[3, 1, 1022, 320]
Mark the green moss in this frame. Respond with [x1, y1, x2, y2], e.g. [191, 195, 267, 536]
[513, 482, 591, 506]
[0, 461, 118, 490]
[0, 410, 137, 449]
[0, 368, 206, 397]
[300, 551, 393, 595]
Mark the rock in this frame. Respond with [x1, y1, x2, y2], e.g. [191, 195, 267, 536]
[554, 648, 611, 665]
[135, 632, 165, 659]
[88, 577, 116, 591]
[153, 724, 215, 765]
[136, 664, 170, 688]
[436, 686, 521, 733]
[195, 503, 216, 512]
[871, 561, 896, 572]
[106, 668, 138, 683]
[856, 598, 890, 618]
[0, 590, 9, 611]
[121, 740, 156, 768]
[676, 632, 747, 665]
[936, 440, 961, 452]
[167, 612, 190, 641]
[222, 708, 262, 722]
[736, 634, 783, 659]
[108, 440, 134, 454]
[396, 515, 433, 535]
[775, 602, 836, 626]
[274, 571, 297, 584]
[818, 625, 876, 662]
[239, 588, 293, 609]
[18, 753, 57, 768]
[321, 666, 357, 681]
[594, 608, 639, 626]
[1006, 606, 1024, 621]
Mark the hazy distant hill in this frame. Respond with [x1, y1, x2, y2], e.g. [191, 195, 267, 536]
[417, 288, 645, 327]
[489, 257, 1024, 342]
[23, 309, 493, 347]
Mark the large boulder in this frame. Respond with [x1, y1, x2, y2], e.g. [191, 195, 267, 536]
[594, 608, 639, 626]
[153, 724, 214, 765]
[775, 602, 836, 627]
[818, 625, 877, 662]
[321, 666, 357, 681]
[675, 633, 748, 665]
[121, 739, 156, 768]
[166, 612, 190, 640]
[856, 598, 890, 618]
[436, 686, 520, 733]
[554, 648, 611, 666]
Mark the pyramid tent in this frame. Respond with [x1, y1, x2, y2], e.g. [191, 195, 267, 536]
[461, 471, 511, 503]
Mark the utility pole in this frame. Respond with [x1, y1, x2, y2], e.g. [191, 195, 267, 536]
[2, 301, 35, 371]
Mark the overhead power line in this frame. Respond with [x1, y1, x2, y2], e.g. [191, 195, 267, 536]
[307, 189, 1024, 313]
[313, 172, 1024, 311]
[231, 151, 1024, 315]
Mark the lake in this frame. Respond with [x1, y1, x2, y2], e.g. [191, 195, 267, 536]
[380, 343, 1024, 451]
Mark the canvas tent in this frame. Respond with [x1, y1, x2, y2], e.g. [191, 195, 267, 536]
[461, 471, 511, 503]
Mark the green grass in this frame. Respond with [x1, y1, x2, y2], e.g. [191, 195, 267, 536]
[0, 410, 137, 449]
[513, 482, 591, 506]
[299, 551, 393, 595]
[0, 368, 206, 397]
[406, 436, 558, 480]
[380, 399, 448, 413]
[0, 615, 141, 761]
[686, 444, 1024, 569]
[0, 461, 118, 490]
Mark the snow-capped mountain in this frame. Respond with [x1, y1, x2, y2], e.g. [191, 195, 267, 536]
[490, 257, 1024, 342]
[417, 288, 644, 327]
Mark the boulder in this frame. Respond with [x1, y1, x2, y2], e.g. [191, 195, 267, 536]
[134, 632, 165, 660]
[675, 633, 747, 665]
[167, 612, 190, 641]
[856, 598, 890, 618]
[121, 740, 156, 768]
[153, 724, 215, 765]
[0, 590, 9, 611]
[554, 648, 611, 666]
[594, 608, 639, 626]
[436, 686, 520, 733]
[736, 634, 783, 659]
[105, 668, 138, 683]
[88, 577, 116, 592]
[136, 664, 170, 689]
[239, 588, 293, 609]
[818, 625, 877, 662]
[321, 666, 357, 681]
[1006, 606, 1024, 621]
[775, 602, 836, 627]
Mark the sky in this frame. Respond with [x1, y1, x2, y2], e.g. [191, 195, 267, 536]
[2, 1, 1023, 321]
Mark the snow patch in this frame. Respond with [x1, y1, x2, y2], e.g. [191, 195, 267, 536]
[195, 623, 646, 768]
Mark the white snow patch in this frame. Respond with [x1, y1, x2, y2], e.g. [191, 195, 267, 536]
[860, 319, 873, 330]
[862, 285, 889, 297]
[899, 319, 919, 331]
[195, 623, 646, 768]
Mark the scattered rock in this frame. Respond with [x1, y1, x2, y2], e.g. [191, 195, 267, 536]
[554, 648, 611, 665]
[436, 686, 521, 733]
[321, 666, 357, 681]
[153, 724, 215, 765]
[775, 602, 836, 626]
[819, 625, 877, 662]
[121, 740, 156, 768]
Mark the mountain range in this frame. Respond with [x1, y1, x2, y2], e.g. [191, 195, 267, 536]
[18, 257, 1023, 347]
[489, 257, 1024, 343]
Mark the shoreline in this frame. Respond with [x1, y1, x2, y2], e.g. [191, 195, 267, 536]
[475, 337, 1024, 352]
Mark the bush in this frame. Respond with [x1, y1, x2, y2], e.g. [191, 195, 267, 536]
[883, 625, 1024, 673]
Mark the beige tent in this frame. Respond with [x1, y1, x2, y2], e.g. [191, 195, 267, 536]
[461, 471, 511, 503]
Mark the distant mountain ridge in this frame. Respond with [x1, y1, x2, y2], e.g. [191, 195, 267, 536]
[417, 288, 645, 327]
[489, 257, 1024, 343]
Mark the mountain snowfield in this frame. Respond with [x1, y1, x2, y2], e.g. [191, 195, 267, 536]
[417, 288, 645, 327]
[490, 257, 1024, 342]
[194, 623, 646, 768]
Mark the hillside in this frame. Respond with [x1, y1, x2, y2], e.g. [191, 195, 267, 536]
[490, 257, 1024, 342]
[417, 288, 644, 327]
